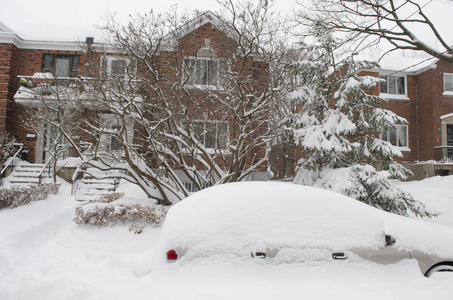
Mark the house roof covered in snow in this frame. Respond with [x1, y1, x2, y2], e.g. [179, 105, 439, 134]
[160, 11, 235, 51]
[0, 11, 231, 53]
[359, 53, 438, 75]
[0, 21, 87, 51]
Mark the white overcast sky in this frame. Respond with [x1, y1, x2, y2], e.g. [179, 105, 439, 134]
[0, 0, 294, 41]
[0, 0, 451, 50]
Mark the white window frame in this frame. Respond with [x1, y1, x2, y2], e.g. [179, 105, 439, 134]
[193, 120, 229, 150]
[380, 124, 410, 151]
[443, 73, 453, 97]
[379, 72, 409, 101]
[101, 55, 135, 78]
[182, 57, 225, 89]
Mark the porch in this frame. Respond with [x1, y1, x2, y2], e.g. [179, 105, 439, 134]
[402, 146, 453, 181]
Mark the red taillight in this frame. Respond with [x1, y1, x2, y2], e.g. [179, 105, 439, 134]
[167, 249, 178, 260]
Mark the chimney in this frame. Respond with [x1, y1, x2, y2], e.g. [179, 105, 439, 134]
[86, 37, 94, 45]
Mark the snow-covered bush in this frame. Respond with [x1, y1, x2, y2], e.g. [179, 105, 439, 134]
[0, 183, 61, 210]
[74, 193, 168, 233]
[0, 131, 16, 166]
[295, 165, 434, 217]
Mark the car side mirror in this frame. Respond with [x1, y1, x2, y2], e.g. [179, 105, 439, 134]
[385, 234, 396, 246]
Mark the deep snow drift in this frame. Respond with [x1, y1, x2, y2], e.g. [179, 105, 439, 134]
[0, 177, 452, 299]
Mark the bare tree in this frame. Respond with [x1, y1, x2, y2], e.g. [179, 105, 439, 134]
[297, 0, 453, 62]
[19, 76, 85, 182]
[66, 1, 282, 205]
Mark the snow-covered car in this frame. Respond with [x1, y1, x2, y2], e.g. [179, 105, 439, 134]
[155, 182, 453, 277]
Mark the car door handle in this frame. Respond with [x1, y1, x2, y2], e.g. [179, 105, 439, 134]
[332, 252, 348, 260]
[251, 252, 266, 259]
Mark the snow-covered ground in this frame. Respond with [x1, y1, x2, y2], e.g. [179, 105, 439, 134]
[0, 176, 452, 299]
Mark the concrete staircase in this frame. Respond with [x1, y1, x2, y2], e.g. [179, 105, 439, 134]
[74, 168, 120, 201]
[8, 162, 52, 185]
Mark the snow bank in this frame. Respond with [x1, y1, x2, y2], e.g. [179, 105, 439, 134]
[155, 182, 453, 265]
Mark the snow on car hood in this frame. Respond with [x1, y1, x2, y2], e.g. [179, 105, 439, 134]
[156, 182, 453, 263]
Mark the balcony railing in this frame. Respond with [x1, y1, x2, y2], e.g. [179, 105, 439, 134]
[434, 146, 453, 163]
[15, 75, 143, 109]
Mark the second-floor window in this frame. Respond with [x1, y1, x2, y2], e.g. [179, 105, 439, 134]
[183, 57, 225, 87]
[193, 120, 229, 149]
[380, 125, 408, 148]
[101, 56, 136, 79]
[380, 74, 406, 96]
[42, 54, 79, 78]
[444, 73, 453, 93]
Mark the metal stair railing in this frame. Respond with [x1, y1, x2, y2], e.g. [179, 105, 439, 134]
[0, 143, 24, 186]
[71, 165, 83, 195]
[37, 158, 53, 184]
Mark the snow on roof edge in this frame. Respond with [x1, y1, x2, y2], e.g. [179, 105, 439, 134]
[441, 113, 453, 119]
[357, 54, 438, 75]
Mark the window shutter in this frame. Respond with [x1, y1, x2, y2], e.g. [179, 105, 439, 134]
[379, 75, 387, 94]
[43, 54, 53, 73]
[100, 57, 108, 78]
[71, 56, 79, 77]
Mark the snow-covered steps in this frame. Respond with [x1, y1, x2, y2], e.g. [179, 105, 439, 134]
[74, 169, 120, 201]
[8, 162, 51, 185]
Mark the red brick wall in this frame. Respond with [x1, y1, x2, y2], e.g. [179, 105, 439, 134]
[17, 49, 85, 76]
[8, 48, 86, 162]
[416, 61, 453, 161]
[0, 43, 19, 133]
[379, 74, 418, 162]
[356, 71, 417, 162]
[360, 61, 453, 163]
[2, 23, 269, 170]
[179, 23, 236, 58]
[414, 68, 435, 161]
[165, 22, 269, 170]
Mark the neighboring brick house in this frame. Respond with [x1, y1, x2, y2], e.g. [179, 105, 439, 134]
[359, 55, 453, 179]
[0, 21, 94, 164]
[0, 12, 271, 184]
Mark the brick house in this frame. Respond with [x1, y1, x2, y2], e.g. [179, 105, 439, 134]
[359, 55, 453, 179]
[3, 13, 452, 183]
[269, 55, 453, 181]
[0, 12, 271, 186]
